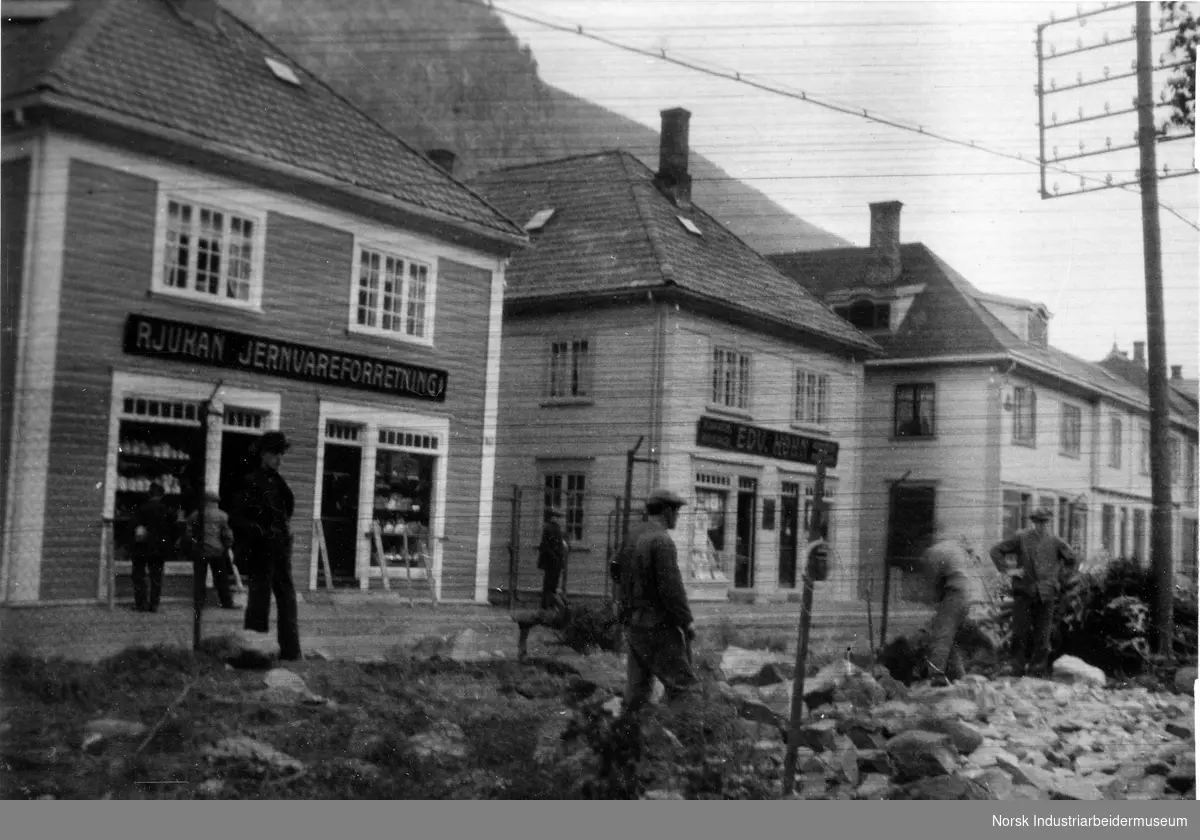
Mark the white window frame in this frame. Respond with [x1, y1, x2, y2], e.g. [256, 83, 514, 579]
[546, 337, 592, 401]
[543, 471, 587, 543]
[1139, 423, 1151, 476]
[348, 241, 437, 347]
[102, 372, 281, 593]
[151, 190, 266, 311]
[793, 367, 830, 428]
[1109, 416, 1123, 469]
[1012, 386, 1037, 446]
[711, 345, 752, 413]
[311, 399, 449, 597]
[1059, 401, 1082, 458]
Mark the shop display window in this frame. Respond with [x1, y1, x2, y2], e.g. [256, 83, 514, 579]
[373, 445, 435, 570]
[112, 397, 205, 564]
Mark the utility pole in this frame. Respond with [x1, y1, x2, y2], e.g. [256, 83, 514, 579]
[1135, 1, 1174, 655]
[615, 436, 657, 654]
[1035, 1, 1195, 657]
[193, 380, 223, 652]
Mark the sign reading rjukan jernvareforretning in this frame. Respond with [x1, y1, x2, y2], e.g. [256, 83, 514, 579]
[123, 313, 448, 402]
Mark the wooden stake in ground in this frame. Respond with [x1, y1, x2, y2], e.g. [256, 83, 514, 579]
[781, 455, 828, 797]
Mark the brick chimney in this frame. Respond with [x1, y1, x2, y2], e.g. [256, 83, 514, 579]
[655, 107, 692, 208]
[865, 200, 903, 285]
[1133, 341, 1145, 366]
[1171, 365, 1183, 380]
[426, 149, 456, 175]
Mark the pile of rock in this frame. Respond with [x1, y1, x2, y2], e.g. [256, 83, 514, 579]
[714, 647, 1196, 800]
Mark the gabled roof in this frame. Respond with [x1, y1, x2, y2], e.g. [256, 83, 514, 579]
[1098, 349, 1198, 417]
[469, 151, 881, 355]
[769, 242, 1197, 427]
[2, 0, 524, 243]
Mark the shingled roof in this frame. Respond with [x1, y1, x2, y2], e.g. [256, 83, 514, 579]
[2, 0, 524, 243]
[770, 242, 1197, 428]
[470, 151, 880, 355]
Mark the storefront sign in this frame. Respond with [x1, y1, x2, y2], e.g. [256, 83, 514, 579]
[695, 416, 838, 467]
[123, 314, 448, 402]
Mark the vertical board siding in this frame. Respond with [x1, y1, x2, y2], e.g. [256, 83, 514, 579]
[1, 158, 31, 548]
[40, 158, 494, 600]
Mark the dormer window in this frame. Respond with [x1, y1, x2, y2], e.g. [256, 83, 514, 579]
[834, 298, 891, 331]
[1028, 312, 1048, 347]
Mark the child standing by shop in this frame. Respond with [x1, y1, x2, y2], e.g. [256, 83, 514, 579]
[186, 490, 236, 610]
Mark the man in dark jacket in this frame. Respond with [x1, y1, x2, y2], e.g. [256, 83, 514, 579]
[537, 507, 569, 609]
[613, 488, 698, 715]
[989, 506, 1077, 677]
[229, 431, 301, 661]
[131, 482, 175, 612]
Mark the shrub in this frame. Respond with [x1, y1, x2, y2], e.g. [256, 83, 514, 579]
[559, 600, 621, 654]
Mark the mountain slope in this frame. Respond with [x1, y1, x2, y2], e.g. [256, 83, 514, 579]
[223, 0, 848, 252]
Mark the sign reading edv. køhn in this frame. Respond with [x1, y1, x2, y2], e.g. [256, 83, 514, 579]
[123, 313, 448, 402]
[695, 416, 838, 468]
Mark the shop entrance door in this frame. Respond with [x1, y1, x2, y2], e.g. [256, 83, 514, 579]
[219, 430, 260, 510]
[778, 490, 799, 588]
[734, 477, 758, 588]
[321, 443, 363, 584]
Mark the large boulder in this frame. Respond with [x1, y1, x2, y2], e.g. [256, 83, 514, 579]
[1051, 655, 1108, 688]
[1173, 666, 1197, 694]
[891, 774, 995, 800]
[203, 736, 303, 773]
[916, 717, 984, 755]
[885, 730, 959, 783]
[720, 646, 781, 681]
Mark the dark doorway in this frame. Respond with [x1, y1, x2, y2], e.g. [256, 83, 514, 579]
[321, 443, 363, 584]
[219, 430, 260, 510]
[734, 479, 757, 588]
[888, 484, 936, 601]
[779, 493, 799, 588]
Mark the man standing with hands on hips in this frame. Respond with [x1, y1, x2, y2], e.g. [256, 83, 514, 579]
[989, 506, 1076, 678]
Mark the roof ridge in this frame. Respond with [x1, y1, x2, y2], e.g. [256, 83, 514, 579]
[621, 154, 673, 287]
[918, 245, 1011, 354]
[479, 149, 627, 177]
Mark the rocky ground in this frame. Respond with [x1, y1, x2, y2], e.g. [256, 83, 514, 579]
[1, 629, 1195, 800]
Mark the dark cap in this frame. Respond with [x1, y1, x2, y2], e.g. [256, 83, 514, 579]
[645, 488, 686, 510]
[1030, 506, 1053, 522]
[255, 431, 291, 454]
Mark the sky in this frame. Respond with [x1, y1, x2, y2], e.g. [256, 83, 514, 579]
[495, 0, 1199, 377]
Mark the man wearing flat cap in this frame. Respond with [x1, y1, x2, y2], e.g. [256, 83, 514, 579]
[989, 505, 1076, 677]
[612, 487, 698, 715]
[229, 430, 301, 661]
[537, 506, 569, 610]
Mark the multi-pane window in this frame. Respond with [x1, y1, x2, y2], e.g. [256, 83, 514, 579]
[1101, 504, 1115, 553]
[1187, 442, 1197, 506]
[793, 369, 829, 426]
[894, 383, 935, 437]
[1169, 436, 1181, 485]
[544, 473, 585, 542]
[1109, 417, 1123, 469]
[1013, 386, 1036, 445]
[711, 347, 751, 411]
[1059, 403, 1082, 457]
[548, 339, 591, 399]
[162, 199, 257, 304]
[355, 248, 431, 340]
[1139, 424, 1150, 475]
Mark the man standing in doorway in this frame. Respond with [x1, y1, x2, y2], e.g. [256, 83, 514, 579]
[614, 488, 698, 716]
[230, 431, 301, 661]
[131, 482, 175, 612]
[537, 507, 568, 609]
[989, 506, 1076, 678]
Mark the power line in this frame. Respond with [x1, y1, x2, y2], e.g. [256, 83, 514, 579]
[469, 0, 1199, 231]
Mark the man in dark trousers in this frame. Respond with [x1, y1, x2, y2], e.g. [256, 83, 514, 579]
[908, 526, 974, 686]
[537, 507, 568, 609]
[989, 506, 1077, 678]
[229, 431, 301, 661]
[613, 488, 698, 716]
[131, 481, 175, 612]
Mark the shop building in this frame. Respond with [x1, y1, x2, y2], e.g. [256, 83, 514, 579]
[1, 0, 526, 605]
[770, 204, 1199, 603]
[471, 109, 882, 603]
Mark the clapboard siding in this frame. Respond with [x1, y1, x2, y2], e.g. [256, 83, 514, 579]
[39, 158, 496, 601]
[1, 158, 30, 553]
